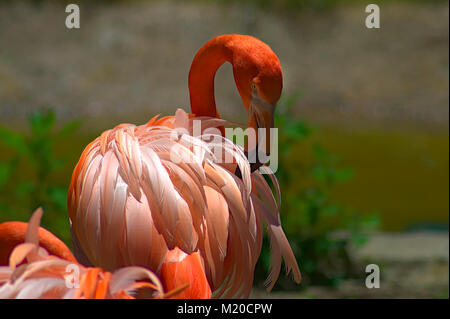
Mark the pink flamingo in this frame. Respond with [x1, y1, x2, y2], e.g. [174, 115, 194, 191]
[65, 34, 301, 298]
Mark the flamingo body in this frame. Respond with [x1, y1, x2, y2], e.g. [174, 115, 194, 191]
[0, 35, 301, 299]
[68, 35, 301, 298]
[0, 209, 167, 299]
[69, 110, 298, 297]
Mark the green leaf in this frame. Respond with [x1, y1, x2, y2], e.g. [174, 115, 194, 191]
[57, 120, 81, 139]
[0, 162, 11, 186]
[30, 110, 55, 137]
[0, 126, 29, 156]
[350, 233, 369, 247]
[48, 186, 68, 211]
[284, 120, 310, 139]
[334, 167, 354, 183]
[14, 181, 35, 199]
[312, 165, 327, 182]
[312, 143, 329, 161]
[323, 204, 340, 216]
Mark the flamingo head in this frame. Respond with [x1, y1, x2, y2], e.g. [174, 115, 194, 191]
[189, 34, 283, 171]
[228, 35, 283, 167]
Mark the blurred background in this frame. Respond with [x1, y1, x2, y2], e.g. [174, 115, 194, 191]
[0, 0, 448, 298]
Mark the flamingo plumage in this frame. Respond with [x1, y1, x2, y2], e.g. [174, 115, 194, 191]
[68, 34, 301, 298]
[0, 208, 209, 299]
[0, 209, 170, 299]
[0, 220, 77, 266]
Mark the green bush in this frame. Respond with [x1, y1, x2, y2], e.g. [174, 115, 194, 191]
[0, 110, 80, 244]
[254, 92, 379, 289]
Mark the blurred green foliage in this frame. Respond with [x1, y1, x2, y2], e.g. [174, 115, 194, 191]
[0, 110, 80, 244]
[254, 92, 379, 289]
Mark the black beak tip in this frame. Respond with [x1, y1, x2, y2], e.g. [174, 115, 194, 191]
[234, 162, 264, 179]
[235, 165, 243, 179]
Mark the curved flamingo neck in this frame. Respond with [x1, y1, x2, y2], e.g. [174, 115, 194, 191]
[0, 221, 76, 265]
[188, 36, 234, 119]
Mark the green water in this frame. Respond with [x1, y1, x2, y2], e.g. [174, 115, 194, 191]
[1, 121, 448, 232]
[307, 124, 449, 231]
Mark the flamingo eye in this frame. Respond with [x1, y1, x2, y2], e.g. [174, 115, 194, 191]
[251, 83, 257, 90]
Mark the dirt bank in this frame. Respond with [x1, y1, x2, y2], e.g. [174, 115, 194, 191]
[0, 1, 448, 128]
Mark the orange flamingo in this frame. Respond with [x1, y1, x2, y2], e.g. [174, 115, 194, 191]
[0, 209, 208, 299]
[0, 220, 76, 266]
[68, 34, 301, 298]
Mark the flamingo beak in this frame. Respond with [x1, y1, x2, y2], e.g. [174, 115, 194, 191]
[235, 94, 275, 178]
[251, 103, 274, 156]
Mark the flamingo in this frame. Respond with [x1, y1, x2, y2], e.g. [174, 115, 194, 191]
[0, 209, 209, 299]
[0, 220, 77, 266]
[68, 34, 301, 298]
